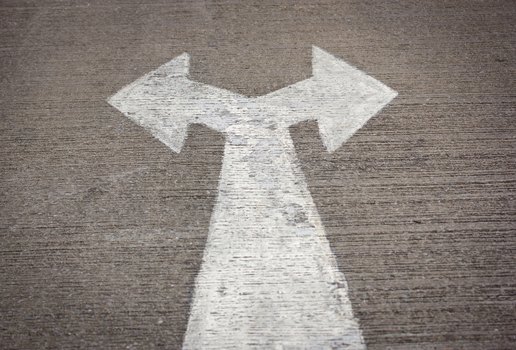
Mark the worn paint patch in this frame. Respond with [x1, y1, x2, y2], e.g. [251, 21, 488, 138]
[108, 46, 397, 349]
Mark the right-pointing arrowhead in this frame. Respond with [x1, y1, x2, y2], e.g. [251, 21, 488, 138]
[313, 46, 397, 152]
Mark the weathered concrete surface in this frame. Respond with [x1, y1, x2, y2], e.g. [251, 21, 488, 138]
[0, 1, 515, 349]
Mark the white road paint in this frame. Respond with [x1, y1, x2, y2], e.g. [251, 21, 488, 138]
[109, 46, 397, 349]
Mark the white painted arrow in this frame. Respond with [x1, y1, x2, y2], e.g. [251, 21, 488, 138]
[109, 46, 396, 349]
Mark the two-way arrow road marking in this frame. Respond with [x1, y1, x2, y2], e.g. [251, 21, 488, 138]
[108, 46, 397, 349]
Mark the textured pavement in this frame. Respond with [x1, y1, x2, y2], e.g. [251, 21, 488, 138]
[1, 1, 515, 349]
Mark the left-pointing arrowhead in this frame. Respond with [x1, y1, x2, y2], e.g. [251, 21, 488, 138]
[108, 53, 192, 153]
[108, 53, 243, 153]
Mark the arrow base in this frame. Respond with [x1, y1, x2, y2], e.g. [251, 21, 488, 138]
[183, 126, 365, 349]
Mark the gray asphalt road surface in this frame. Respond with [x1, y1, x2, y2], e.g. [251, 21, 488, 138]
[1, 1, 515, 349]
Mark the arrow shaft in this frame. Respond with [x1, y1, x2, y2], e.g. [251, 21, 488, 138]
[183, 126, 365, 349]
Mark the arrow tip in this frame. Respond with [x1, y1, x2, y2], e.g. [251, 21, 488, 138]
[107, 52, 192, 154]
[311, 46, 397, 153]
